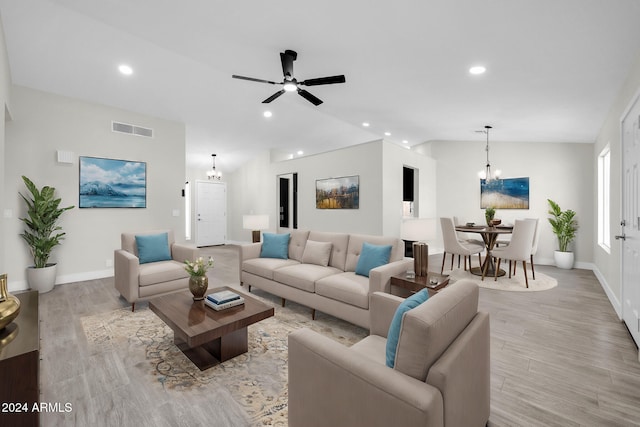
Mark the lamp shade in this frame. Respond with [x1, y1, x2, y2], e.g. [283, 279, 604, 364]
[243, 215, 269, 230]
[401, 218, 436, 242]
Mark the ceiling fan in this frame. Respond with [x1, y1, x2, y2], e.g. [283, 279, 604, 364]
[232, 49, 346, 106]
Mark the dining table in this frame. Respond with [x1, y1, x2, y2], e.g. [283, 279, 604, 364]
[455, 224, 513, 277]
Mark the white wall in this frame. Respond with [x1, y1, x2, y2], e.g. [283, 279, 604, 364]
[4, 86, 186, 291]
[0, 16, 12, 275]
[381, 142, 437, 236]
[427, 139, 594, 265]
[593, 51, 640, 311]
[227, 140, 437, 242]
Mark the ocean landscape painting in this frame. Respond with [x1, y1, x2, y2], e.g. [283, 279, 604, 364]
[481, 177, 529, 209]
[316, 175, 359, 209]
[79, 157, 146, 208]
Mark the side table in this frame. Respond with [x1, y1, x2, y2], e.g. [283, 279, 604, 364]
[390, 272, 450, 296]
[0, 290, 39, 427]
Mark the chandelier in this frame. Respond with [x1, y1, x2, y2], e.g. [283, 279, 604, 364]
[477, 125, 501, 182]
[206, 154, 222, 180]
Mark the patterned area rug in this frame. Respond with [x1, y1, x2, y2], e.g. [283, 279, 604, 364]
[80, 295, 367, 426]
[449, 268, 558, 292]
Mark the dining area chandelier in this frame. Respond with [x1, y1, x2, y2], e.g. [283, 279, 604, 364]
[477, 125, 501, 182]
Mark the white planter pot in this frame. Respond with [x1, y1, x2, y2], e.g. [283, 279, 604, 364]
[554, 251, 574, 270]
[26, 264, 57, 293]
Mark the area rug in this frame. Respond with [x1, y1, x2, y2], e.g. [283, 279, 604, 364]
[80, 297, 367, 426]
[448, 267, 558, 292]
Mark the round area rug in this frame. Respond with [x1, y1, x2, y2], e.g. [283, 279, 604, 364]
[448, 268, 558, 292]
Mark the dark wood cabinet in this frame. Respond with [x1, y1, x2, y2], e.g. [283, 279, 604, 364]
[0, 291, 39, 427]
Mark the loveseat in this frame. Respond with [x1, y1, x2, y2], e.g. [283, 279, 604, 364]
[240, 230, 413, 329]
[288, 279, 490, 427]
[114, 230, 198, 311]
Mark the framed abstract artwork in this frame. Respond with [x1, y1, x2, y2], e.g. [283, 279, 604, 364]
[79, 156, 147, 208]
[480, 177, 529, 209]
[316, 175, 359, 209]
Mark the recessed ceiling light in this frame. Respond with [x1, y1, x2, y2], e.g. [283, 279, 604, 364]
[263, 111, 272, 118]
[118, 64, 133, 76]
[402, 140, 408, 144]
[362, 122, 370, 127]
[384, 132, 391, 136]
[469, 66, 486, 75]
[297, 150, 304, 155]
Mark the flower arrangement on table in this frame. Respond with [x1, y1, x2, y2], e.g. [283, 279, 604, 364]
[184, 256, 214, 277]
[184, 257, 214, 300]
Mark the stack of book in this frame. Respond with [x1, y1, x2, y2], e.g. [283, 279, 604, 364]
[204, 290, 245, 311]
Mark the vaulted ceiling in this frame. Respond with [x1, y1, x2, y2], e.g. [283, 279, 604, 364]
[2, 0, 640, 172]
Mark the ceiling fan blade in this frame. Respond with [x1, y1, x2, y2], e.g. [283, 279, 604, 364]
[232, 74, 278, 85]
[280, 50, 297, 80]
[298, 89, 323, 106]
[262, 90, 286, 103]
[299, 75, 346, 86]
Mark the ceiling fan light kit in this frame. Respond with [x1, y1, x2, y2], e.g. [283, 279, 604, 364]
[232, 49, 346, 106]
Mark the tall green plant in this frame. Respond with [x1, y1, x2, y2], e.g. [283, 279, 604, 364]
[547, 199, 578, 252]
[19, 176, 74, 268]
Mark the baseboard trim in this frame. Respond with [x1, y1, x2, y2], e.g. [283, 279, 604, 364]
[591, 266, 622, 319]
[8, 268, 114, 293]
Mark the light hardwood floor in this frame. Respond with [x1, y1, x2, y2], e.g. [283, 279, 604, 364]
[36, 246, 640, 426]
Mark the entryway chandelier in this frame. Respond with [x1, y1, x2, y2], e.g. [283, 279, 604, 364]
[207, 154, 222, 180]
[477, 125, 501, 181]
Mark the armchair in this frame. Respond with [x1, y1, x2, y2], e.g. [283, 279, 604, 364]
[288, 279, 490, 427]
[114, 230, 198, 311]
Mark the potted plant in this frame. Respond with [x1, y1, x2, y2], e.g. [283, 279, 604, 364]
[184, 256, 214, 300]
[485, 206, 496, 226]
[547, 199, 578, 269]
[19, 176, 74, 293]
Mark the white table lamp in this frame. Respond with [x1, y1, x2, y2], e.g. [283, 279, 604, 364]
[243, 215, 269, 243]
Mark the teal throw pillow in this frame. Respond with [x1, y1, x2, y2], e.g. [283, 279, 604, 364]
[355, 242, 393, 277]
[260, 233, 290, 259]
[386, 289, 429, 368]
[135, 233, 172, 264]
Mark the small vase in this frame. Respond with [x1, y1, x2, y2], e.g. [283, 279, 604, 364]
[0, 274, 21, 330]
[189, 276, 208, 301]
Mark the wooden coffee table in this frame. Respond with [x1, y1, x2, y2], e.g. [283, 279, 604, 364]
[149, 286, 274, 371]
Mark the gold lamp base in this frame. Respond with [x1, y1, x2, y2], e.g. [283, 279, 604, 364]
[0, 274, 21, 330]
[252, 230, 261, 243]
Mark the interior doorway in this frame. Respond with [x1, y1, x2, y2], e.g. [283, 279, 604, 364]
[195, 180, 227, 247]
[277, 173, 298, 233]
[621, 90, 640, 349]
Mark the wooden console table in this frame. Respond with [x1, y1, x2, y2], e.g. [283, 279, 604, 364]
[0, 291, 39, 427]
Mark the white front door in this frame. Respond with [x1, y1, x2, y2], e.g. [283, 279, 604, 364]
[195, 181, 226, 247]
[621, 91, 640, 348]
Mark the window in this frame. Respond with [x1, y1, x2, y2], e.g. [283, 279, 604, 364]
[598, 146, 611, 252]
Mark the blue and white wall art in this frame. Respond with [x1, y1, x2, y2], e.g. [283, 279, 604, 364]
[480, 177, 529, 209]
[79, 156, 147, 208]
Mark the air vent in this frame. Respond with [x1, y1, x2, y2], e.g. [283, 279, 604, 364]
[112, 121, 154, 138]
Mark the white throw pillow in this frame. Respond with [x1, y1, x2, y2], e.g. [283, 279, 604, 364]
[301, 240, 333, 267]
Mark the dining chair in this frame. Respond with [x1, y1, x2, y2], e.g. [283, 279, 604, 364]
[452, 216, 484, 268]
[489, 219, 537, 288]
[440, 217, 484, 274]
[508, 218, 540, 280]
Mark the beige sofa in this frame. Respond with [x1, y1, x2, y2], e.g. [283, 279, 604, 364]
[114, 230, 198, 311]
[288, 279, 490, 427]
[240, 230, 413, 329]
